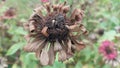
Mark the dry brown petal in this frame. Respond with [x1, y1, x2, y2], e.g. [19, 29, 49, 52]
[24, 39, 45, 52]
[76, 44, 85, 51]
[48, 43, 55, 65]
[52, 4, 59, 11]
[29, 20, 36, 33]
[58, 50, 67, 61]
[41, 26, 49, 37]
[35, 40, 47, 59]
[65, 24, 78, 30]
[62, 6, 70, 14]
[67, 39, 72, 54]
[54, 40, 62, 51]
[44, 2, 51, 13]
[40, 49, 49, 65]
[79, 24, 88, 35]
[33, 7, 44, 17]
[71, 9, 84, 21]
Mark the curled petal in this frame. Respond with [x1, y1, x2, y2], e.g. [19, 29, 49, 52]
[52, 4, 59, 11]
[65, 24, 78, 31]
[79, 24, 88, 35]
[41, 26, 49, 37]
[62, 6, 70, 14]
[44, 2, 51, 13]
[29, 20, 36, 33]
[33, 7, 44, 17]
[71, 9, 84, 21]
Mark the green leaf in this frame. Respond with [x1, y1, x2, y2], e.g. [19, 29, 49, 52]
[99, 30, 117, 42]
[103, 64, 110, 68]
[75, 61, 82, 68]
[53, 61, 66, 68]
[15, 27, 27, 35]
[6, 42, 24, 55]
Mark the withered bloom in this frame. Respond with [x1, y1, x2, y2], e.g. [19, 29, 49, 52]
[24, 2, 88, 65]
[3, 7, 16, 19]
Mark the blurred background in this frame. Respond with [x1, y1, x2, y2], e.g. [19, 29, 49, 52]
[0, 0, 120, 68]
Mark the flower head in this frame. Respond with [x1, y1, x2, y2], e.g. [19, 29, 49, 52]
[23, 2, 87, 65]
[3, 7, 16, 19]
[99, 40, 120, 67]
[99, 40, 117, 60]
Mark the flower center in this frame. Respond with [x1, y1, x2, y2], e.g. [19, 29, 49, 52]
[46, 14, 69, 42]
[105, 46, 113, 54]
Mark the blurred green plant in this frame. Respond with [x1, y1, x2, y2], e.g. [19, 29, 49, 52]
[0, 0, 120, 68]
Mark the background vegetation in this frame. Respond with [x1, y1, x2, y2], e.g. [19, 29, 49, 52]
[0, 0, 120, 68]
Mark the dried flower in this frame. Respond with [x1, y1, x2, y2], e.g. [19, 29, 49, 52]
[3, 7, 16, 19]
[23, 2, 87, 65]
[99, 40, 120, 67]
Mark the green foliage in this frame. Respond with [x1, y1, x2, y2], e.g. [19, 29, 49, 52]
[6, 42, 24, 56]
[0, 0, 120, 68]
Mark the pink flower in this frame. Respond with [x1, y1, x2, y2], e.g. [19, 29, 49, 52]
[99, 40, 117, 60]
[41, 0, 49, 2]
